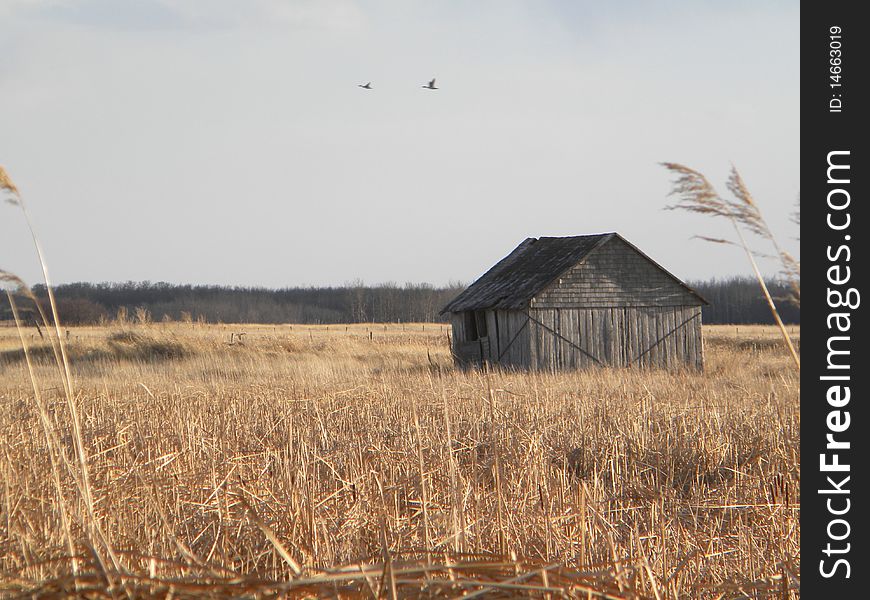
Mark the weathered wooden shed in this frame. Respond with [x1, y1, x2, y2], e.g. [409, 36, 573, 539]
[441, 233, 708, 370]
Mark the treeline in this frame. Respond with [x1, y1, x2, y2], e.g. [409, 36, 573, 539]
[689, 277, 799, 325]
[23, 282, 466, 325]
[6, 277, 798, 326]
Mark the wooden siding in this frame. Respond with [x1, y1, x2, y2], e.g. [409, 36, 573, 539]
[527, 306, 703, 370]
[452, 306, 702, 371]
[450, 310, 531, 368]
[532, 237, 703, 308]
[449, 313, 479, 366]
[491, 309, 532, 368]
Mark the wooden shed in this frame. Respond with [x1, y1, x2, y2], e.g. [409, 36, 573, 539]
[441, 233, 708, 371]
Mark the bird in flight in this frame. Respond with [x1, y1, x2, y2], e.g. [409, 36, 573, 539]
[358, 82, 372, 89]
[422, 78, 438, 90]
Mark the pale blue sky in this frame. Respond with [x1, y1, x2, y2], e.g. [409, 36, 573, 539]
[1, 1, 799, 287]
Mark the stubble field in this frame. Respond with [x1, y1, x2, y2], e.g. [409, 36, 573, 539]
[0, 322, 799, 598]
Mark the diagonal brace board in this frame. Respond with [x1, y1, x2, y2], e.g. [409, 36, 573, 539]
[629, 309, 700, 366]
[496, 317, 530, 362]
[526, 313, 604, 366]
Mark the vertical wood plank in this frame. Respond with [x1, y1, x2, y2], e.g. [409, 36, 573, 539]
[686, 308, 698, 369]
[654, 307, 664, 368]
[587, 309, 595, 367]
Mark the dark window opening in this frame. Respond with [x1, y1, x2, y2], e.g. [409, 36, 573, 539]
[464, 312, 478, 341]
[475, 310, 488, 338]
[465, 310, 488, 341]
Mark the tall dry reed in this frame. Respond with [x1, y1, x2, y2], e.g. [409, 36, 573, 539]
[0, 322, 800, 598]
[2, 164, 121, 580]
[662, 162, 800, 369]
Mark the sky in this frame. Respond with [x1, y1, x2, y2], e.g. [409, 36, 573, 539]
[1, 0, 799, 288]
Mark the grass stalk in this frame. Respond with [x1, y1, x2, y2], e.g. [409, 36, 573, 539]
[2, 166, 121, 574]
[662, 162, 800, 370]
[727, 220, 800, 369]
[5, 290, 78, 576]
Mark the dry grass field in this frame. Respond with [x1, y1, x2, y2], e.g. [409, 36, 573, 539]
[0, 322, 799, 598]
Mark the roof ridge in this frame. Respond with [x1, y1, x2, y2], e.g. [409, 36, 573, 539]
[440, 234, 612, 314]
[440, 232, 707, 314]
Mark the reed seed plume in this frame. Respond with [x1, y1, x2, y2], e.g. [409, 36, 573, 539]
[662, 162, 800, 369]
[780, 251, 800, 305]
[664, 163, 800, 307]
[783, 199, 800, 305]
[661, 163, 730, 219]
[725, 166, 770, 240]
[0, 164, 20, 198]
[726, 166, 801, 305]
[1, 269, 28, 290]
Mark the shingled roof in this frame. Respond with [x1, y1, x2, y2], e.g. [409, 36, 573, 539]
[441, 233, 706, 313]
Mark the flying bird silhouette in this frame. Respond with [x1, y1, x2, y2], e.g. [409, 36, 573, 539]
[422, 78, 438, 90]
[358, 82, 372, 89]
